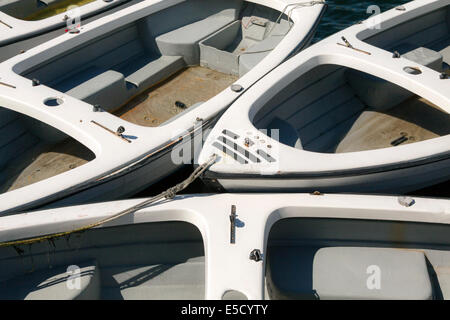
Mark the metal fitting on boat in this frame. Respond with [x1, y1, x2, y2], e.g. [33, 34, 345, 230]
[440, 73, 448, 80]
[249, 249, 263, 262]
[230, 205, 237, 244]
[222, 290, 248, 300]
[392, 51, 401, 58]
[93, 105, 101, 112]
[31, 79, 40, 86]
[231, 84, 244, 92]
[398, 196, 415, 207]
[116, 126, 125, 135]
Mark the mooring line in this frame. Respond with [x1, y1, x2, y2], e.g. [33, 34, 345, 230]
[0, 154, 218, 248]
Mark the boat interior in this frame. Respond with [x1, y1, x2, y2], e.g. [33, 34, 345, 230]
[253, 64, 450, 153]
[0, 221, 205, 299]
[20, 0, 292, 127]
[253, 5, 450, 153]
[0, 0, 98, 20]
[362, 4, 450, 71]
[0, 107, 95, 194]
[3, 216, 450, 300]
[266, 217, 450, 300]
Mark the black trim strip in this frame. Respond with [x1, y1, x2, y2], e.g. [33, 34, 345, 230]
[204, 151, 450, 180]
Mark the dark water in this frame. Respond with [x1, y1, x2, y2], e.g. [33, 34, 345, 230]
[136, 0, 449, 198]
[313, 0, 410, 42]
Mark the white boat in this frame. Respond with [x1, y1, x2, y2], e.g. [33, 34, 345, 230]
[198, 0, 450, 193]
[0, 193, 449, 300]
[0, 0, 326, 214]
[0, 0, 145, 62]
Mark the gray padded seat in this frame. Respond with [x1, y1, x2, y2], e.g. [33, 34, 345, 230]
[66, 70, 129, 112]
[346, 46, 444, 110]
[266, 117, 302, 149]
[125, 55, 186, 89]
[0, 260, 100, 300]
[155, 10, 238, 65]
[313, 247, 434, 300]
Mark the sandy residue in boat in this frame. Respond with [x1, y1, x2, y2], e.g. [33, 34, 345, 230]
[336, 96, 450, 153]
[115, 66, 238, 127]
[1, 139, 95, 193]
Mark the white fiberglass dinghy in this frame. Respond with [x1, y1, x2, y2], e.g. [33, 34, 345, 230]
[198, 0, 450, 193]
[0, 193, 449, 300]
[0, 0, 144, 62]
[0, 0, 326, 214]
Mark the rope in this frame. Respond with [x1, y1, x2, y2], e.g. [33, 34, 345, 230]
[0, 154, 218, 249]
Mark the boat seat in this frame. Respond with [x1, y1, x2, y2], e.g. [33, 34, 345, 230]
[66, 70, 129, 112]
[155, 11, 238, 65]
[440, 45, 450, 65]
[267, 246, 435, 300]
[402, 46, 443, 71]
[61, 56, 186, 111]
[0, 260, 100, 300]
[266, 117, 303, 149]
[125, 55, 186, 89]
[239, 20, 291, 76]
[346, 46, 443, 111]
[101, 257, 205, 299]
[312, 247, 434, 300]
[239, 35, 284, 76]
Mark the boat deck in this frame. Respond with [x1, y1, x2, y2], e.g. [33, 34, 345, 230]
[0, 139, 95, 193]
[336, 96, 450, 153]
[115, 66, 238, 127]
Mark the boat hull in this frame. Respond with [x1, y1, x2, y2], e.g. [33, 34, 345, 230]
[4, 123, 206, 215]
[0, 0, 141, 62]
[205, 156, 450, 194]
